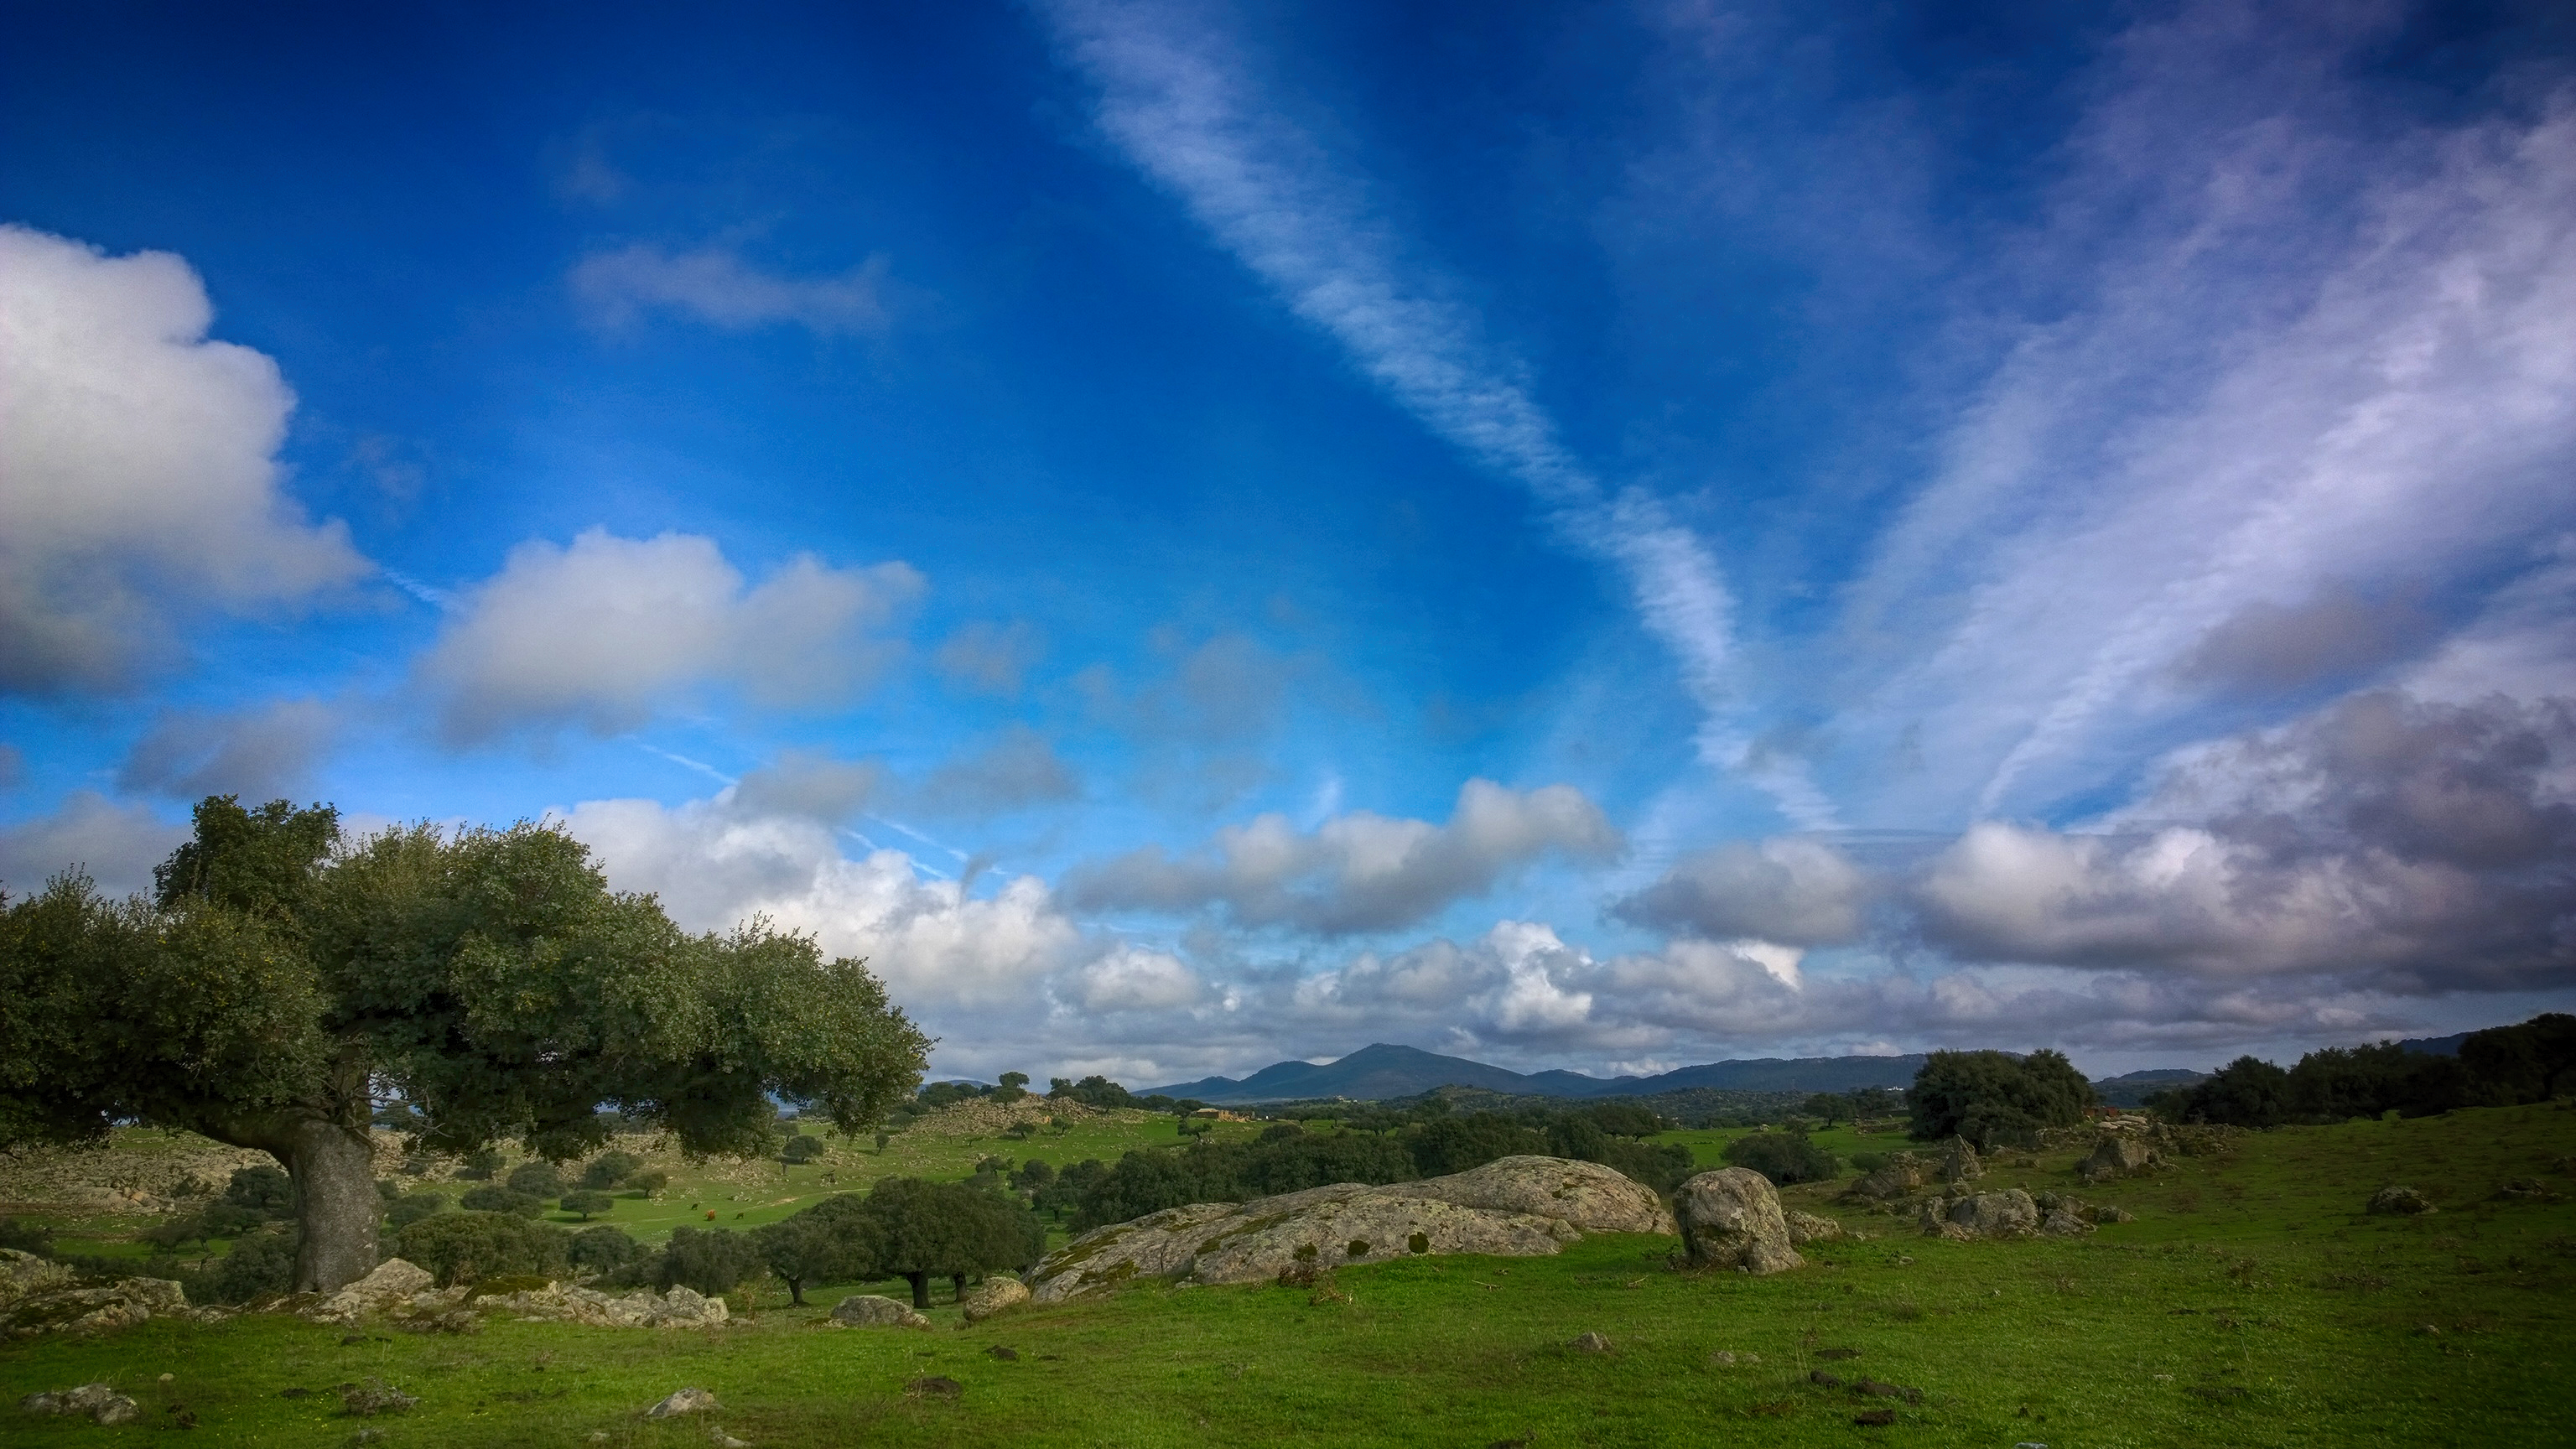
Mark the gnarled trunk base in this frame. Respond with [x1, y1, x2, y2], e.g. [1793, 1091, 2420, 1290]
[283, 1119, 381, 1293]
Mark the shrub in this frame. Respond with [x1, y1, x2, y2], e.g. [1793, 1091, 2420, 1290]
[579, 1150, 642, 1190]
[781, 1134, 826, 1164]
[0, 1217, 55, 1254]
[455, 1148, 503, 1181]
[627, 1169, 669, 1195]
[568, 1224, 641, 1274]
[458, 1186, 543, 1218]
[201, 1226, 299, 1303]
[1849, 1151, 1889, 1174]
[224, 1164, 295, 1217]
[1409, 1113, 1547, 1176]
[394, 1211, 570, 1286]
[1906, 1049, 2096, 1149]
[559, 1191, 615, 1221]
[1722, 1131, 1839, 1186]
[649, 1227, 767, 1296]
[1046, 1074, 1139, 1110]
[755, 1194, 884, 1304]
[1584, 1102, 1663, 1138]
[506, 1162, 564, 1197]
[385, 1191, 449, 1231]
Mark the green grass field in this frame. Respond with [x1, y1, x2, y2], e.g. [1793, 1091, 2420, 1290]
[8, 1102, 2573, 1446]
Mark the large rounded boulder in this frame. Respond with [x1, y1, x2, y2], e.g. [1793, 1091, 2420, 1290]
[1675, 1167, 1804, 1275]
[1398, 1156, 1679, 1235]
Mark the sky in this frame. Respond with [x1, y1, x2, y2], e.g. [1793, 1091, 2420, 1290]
[3, 0, 2572, 1086]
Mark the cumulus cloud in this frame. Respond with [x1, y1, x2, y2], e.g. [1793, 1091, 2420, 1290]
[1614, 836, 1867, 945]
[1065, 778, 1622, 934]
[1070, 947, 1204, 1012]
[1917, 692, 2574, 987]
[416, 529, 923, 745]
[555, 788, 1083, 1010]
[730, 750, 882, 823]
[0, 791, 186, 900]
[0, 225, 370, 694]
[913, 726, 1080, 818]
[117, 698, 339, 802]
[570, 243, 891, 335]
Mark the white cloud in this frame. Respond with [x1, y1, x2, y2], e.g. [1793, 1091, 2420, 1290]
[912, 726, 1081, 818]
[555, 788, 1083, 1010]
[416, 529, 923, 745]
[571, 243, 891, 336]
[1064, 778, 1622, 934]
[1070, 947, 1204, 1012]
[0, 791, 185, 901]
[0, 225, 369, 694]
[1614, 835, 1867, 945]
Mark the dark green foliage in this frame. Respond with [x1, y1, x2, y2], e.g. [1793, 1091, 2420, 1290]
[384, 1191, 449, 1231]
[506, 1161, 564, 1197]
[1409, 1113, 1546, 1176]
[455, 1148, 503, 1182]
[2153, 1016, 2576, 1127]
[201, 1226, 299, 1303]
[1034, 1159, 1108, 1219]
[375, 1178, 402, 1204]
[995, 1071, 1030, 1104]
[2179, 1057, 2295, 1128]
[0, 1217, 54, 1254]
[567, 1224, 640, 1274]
[754, 1193, 885, 1305]
[1046, 1075, 1140, 1110]
[579, 1150, 641, 1190]
[781, 1134, 825, 1164]
[1067, 1130, 1417, 1232]
[393, 1211, 569, 1286]
[1586, 1138, 1696, 1192]
[1009, 1157, 1056, 1195]
[1907, 1049, 2096, 1149]
[457, 1185, 543, 1218]
[649, 1226, 769, 1296]
[867, 1176, 1045, 1308]
[559, 1191, 615, 1220]
[1848, 1151, 1888, 1173]
[1582, 1102, 1664, 1138]
[917, 1081, 984, 1110]
[1721, 1130, 1839, 1185]
[626, 1169, 669, 1194]
[1801, 1092, 1851, 1124]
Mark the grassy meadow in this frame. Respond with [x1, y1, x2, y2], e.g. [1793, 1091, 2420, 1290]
[7, 1101, 2575, 1446]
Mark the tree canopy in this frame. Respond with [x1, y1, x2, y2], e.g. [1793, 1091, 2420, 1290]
[1905, 1048, 2096, 1149]
[0, 795, 932, 1293]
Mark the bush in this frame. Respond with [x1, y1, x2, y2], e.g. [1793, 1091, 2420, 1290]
[782, 1134, 825, 1164]
[1848, 1151, 1888, 1174]
[568, 1224, 641, 1274]
[559, 1191, 615, 1221]
[1047, 1074, 1139, 1110]
[579, 1150, 641, 1190]
[394, 1211, 570, 1286]
[626, 1170, 669, 1195]
[385, 1191, 449, 1231]
[755, 1194, 884, 1304]
[1410, 1114, 1547, 1176]
[0, 1217, 55, 1254]
[455, 1148, 503, 1182]
[458, 1186, 543, 1218]
[1722, 1131, 1839, 1186]
[506, 1162, 564, 1197]
[647, 1227, 767, 1296]
[224, 1164, 295, 1217]
[1583, 1102, 1662, 1138]
[1906, 1049, 2095, 1149]
[201, 1226, 299, 1303]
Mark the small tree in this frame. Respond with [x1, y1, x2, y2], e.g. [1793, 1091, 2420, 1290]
[1722, 1130, 1838, 1185]
[507, 1161, 565, 1197]
[393, 1210, 569, 1286]
[650, 1227, 766, 1296]
[995, 1071, 1030, 1104]
[1582, 1102, 1662, 1138]
[579, 1150, 641, 1190]
[456, 1148, 504, 1181]
[866, 1177, 1044, 1309]
[782, 1134, 825, 1164]
[459, 1185, 544, 1218]
[569, 1223, 641, 1275]
[0, 798, 932, 1292]
[1906, 1049, 2096, 1150]
[754, 1193, 884, 1305]
[385, 1190, 449, 1231]
[559, 1191, 615, 1221]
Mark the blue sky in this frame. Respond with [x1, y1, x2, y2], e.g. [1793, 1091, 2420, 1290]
[4, 0, 2572, 1085]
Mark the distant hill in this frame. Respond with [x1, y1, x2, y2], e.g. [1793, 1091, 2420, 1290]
[2397, 1031, 2472, 1056]
[1145, 1042, 1927, 1104]
[2090, 1067, 2210, 1107]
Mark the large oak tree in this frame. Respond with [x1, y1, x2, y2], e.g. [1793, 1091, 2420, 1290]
[0, 797, 931, 1293]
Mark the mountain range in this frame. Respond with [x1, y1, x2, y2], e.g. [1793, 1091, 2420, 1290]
[1144, 1043, 1932, 1104]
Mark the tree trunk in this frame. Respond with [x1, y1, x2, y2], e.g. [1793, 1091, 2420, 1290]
[905, 1270, 930, 1310]
[283, 1117, 381, 1293]
[951, 1272, 966, 1302]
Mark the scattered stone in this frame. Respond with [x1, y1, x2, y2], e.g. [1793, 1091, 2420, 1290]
[1569, 1331, 1611, 1353]
[474, 1281, 729, 1329]
[829, 1294, 930, 1329]
[340, 1379, 418, 1417]
[2, 1266, 189, 1338]
[1810, 1370, 1844, 1387]
[23, 1383, 142, 1425]
[305, 1259, 434, 1326]
[1854, 1407, 1897, 1426]
[647, 1388, 721, 1419]
[0, 1250, 75, 1307]
[1814, 1348, 1860, 1360]
[1923, 1189, 2040, 1241]
[2367, 1186, 2437, 1217]
[906, 1376, 963, 1400]
[1841, 1154, 1928, 1203]
[2079, 1134, 2162, 1184]
[959, 1275, 1029, 1323]
[2039, 1209, 2095, 1239]
[984, 1345, 1020, 1361]
[1935, 1138, 1983, 1186]
[1784, 1210, 1847, 1246]
[710, 1431, 749, 1449]
[1676, 1167, 1805, 1275]
[1033, 1156, 1670, 1301]
[2091, 1205, 2137, 1224]
[1855, 1378, 1923, 1403]
[2495, 1178, 2547, 1201]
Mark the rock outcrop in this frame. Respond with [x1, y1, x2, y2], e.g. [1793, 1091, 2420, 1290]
[2079, 1134, 2163, 1183]
[1783, 1210, 1849, 1245]
[831, 1294, 930, 1328]
[2367, 1185, 2437, 1217]
[1, 1254, 197, 1339]
[1920, 1188, 2040, 1240]
[471, 1281, 730, 1328]
[1935, 1138, 1983, 1186]
[959, 1275, 1029, 1322]
[1841, 1154, 1928, 1202]
[306, 1258, 435, 1325]
[1675, 1167, 1804, 1275]
[1030, 1156, 1674, 1302]
[21, 1383, 142, 1424]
